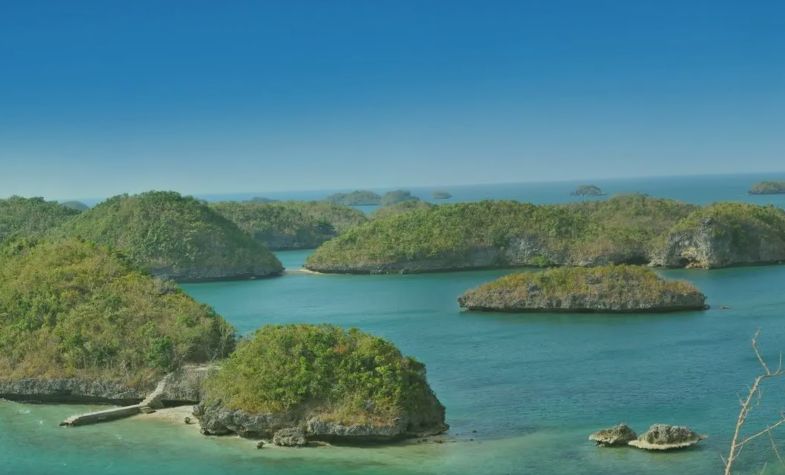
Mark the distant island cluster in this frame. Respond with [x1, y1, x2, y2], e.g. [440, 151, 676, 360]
[1, 179, 784, 449]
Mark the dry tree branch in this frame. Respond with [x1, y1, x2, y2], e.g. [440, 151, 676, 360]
[724, 330, 785, 475]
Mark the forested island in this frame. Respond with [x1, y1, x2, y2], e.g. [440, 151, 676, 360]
[305, 194, 785, 273]
[0, 196, 81, 243]
[458, 266, 706, 313]
[749, 181, 785, 195]
[571, 185, 605, 196]
[54, 191, 282, 281]
[325, 190, 381, 206]
[0, 238, 235, 404]
[432, 191, 452, 200]
[196, 324, 447, 444]
[211, 201, 367, 250]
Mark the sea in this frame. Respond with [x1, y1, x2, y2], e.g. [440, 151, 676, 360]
[4, 173, 785, 475]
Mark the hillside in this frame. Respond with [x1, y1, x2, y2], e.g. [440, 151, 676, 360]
[211, 201, 367, 250]
[0, 238, 235, 402]
[0, 196, 80, 243]
[55, 191, 282, 281]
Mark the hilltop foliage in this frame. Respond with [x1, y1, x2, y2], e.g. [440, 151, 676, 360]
[203, 324, 437, 425]
[0, 238, 235, 388]
[307, 194, 698, 271]
[54, 191, 282, 281]
[211, 201, 367, 250]
[380, 190, 419, 206]
[371, 200, 435, 220]
[0, 196, 80, 243]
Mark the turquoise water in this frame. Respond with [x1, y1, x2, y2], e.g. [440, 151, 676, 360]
[5, 174, 785, 474]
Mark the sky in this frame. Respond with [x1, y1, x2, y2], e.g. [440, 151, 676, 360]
[1, 0, 784, 200]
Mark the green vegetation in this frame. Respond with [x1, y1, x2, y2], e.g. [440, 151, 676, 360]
[0, 238, 235, 388]
[307, 194, 697, 272]
[380, 190, 419, 206]
[749, 181, 785, 195]
[571, 185, 604, 196]
[0, 196, 81, 243]
[211, 201, 367, 250]
[459, 265, 704, 312]
[203, 324, 437, 425]
[372, 200, 435, 220]
[54, 191, 282, 281]
[432, 191, 452, 200]
[60, 201, 90, 212]
[325, 190, 381, 206]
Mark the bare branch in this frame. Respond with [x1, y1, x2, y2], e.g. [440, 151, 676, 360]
[724, 332, 785, 475]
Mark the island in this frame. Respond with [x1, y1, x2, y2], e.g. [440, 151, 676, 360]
[305, 194, 785, 273]
[211, 201, 367, 250]
[571, 185, 605, 196]
[54, 191, 283, 282]
[457, 266, 706, 313]
[325, 190, 381, 206]
[432, 191, 452, 200]
[0, 238, 236, 404]
[749, 181, 785, 195]
[195, 324, 448, 445]
[0, 196, 81, 243]
[60, 200, 90, 211]
[380, 189, 419, 206]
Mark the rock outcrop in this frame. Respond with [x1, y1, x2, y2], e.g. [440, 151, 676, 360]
[652, 204, 785, 268]
[0, 365, 215, 406]
[589, 424, 637, 447]
[628, 424, 705, 450]
[272, 427, 308, 447]
[458, 265, 707, 313]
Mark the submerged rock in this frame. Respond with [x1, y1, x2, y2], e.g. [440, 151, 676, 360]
[628, 424, 705, 450]
[589, 424, 637, 447]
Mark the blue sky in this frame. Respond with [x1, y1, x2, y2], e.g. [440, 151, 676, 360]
[1, 0, 784, 199]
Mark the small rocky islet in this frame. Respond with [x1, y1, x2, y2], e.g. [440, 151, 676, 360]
[458, 265, 707, 313]
[590, 424, 705, 450]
